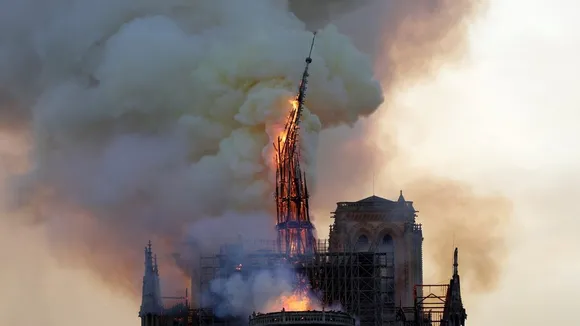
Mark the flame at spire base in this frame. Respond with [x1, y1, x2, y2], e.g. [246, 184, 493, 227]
[270, 292, 321, 312]
[265, 279, 322, 312]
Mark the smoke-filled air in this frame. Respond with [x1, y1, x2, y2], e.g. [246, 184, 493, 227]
[0, 0, 383, 295]
[310, 0, 511, 294]
[0, 0, 502, 324]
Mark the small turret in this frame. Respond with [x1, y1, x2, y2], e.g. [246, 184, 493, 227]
[397, 190, 405, 203]
[139, 241, 164, 326]
[453, 248, 458, 276]
[153, 254, 159, 275]
[441, 248, 467, 326]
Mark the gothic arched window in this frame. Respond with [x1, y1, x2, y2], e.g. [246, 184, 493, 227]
[379, 234, 394, 252]
[355, 234, 369, 252]
[382, 234, 393, 245]
[379, 234, 395, 305]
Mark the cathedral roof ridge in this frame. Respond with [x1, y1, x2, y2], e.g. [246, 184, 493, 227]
[335, 195, 398, 209]
[356, 195, 395, 203]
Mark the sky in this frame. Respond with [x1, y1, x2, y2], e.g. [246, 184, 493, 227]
[373, 0, 580, 324]
[0, 0, 578, 325]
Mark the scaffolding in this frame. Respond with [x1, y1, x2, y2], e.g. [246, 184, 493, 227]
[413, 285, 449, 326]
[297, 251, 394, 326]
[197, 239, 394, 326]
[158, 293, 193, 326]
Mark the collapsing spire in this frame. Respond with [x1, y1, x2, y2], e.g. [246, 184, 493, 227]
[274, 33, 317, 257]
[139, 241, 163, 319]
[441, 248, 467, 326]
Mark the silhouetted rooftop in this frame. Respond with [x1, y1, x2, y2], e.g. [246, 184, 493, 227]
[356, 195, 396, 204]
[334, 192, 416, 215]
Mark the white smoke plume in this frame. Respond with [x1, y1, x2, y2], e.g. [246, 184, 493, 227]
[184, 209, 341, 317]
[207, 267, 301, 317]
[205, 263, 343, 318]
[185, 212, 275, 252]
[185, 213, 314, 317]
[0, 0, 383, 296]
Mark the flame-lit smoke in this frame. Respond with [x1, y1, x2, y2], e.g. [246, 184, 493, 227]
[0, 0, 383, 298]
[266, 275, 321, 312]
[267, 291, 321, 312]
[0, 1, 498, 324]
[207, 266, 323, 317]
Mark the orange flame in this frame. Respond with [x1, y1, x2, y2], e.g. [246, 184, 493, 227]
[266, 290, 320, 312]
[289, 99, 299, 111]
[271, 99, 299, 170]
[278, 99, 299, 145]
[280, 292, 315, 311]
[265, 277, 321, 313]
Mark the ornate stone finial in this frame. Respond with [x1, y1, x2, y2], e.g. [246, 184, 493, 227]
[397, 190, 405, 203]
[453, 247, 459, 276]
[153, 254, 159, 275]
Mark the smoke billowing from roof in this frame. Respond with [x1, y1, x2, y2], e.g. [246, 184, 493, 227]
[0, 0, 383, 295]
[0, 0, 503, 306]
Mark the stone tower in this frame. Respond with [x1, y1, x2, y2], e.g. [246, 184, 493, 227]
[139, 241, 164, 326]
[328, 191, 423, 307]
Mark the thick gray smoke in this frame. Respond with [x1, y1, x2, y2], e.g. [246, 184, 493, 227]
[0, 0, 383, 296]
[185, 213, 316, 317]
[206, 267, 310, 317]
[0, 0, 493, 307]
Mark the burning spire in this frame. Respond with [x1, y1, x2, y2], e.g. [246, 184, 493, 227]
[274, 33, 317, 257]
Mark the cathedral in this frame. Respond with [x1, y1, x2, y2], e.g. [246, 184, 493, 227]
[139, 27, 464, 326]
[138, 192, 467, 326]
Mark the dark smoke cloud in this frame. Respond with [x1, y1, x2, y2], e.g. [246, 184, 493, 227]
[376, 0, 487, 87]
[0, 0, 384, 298]
[403, 177, 513, 292]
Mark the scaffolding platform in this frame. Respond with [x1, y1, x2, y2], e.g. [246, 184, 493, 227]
[413, 284, 450, 326]
[198, 240, 395, 326]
